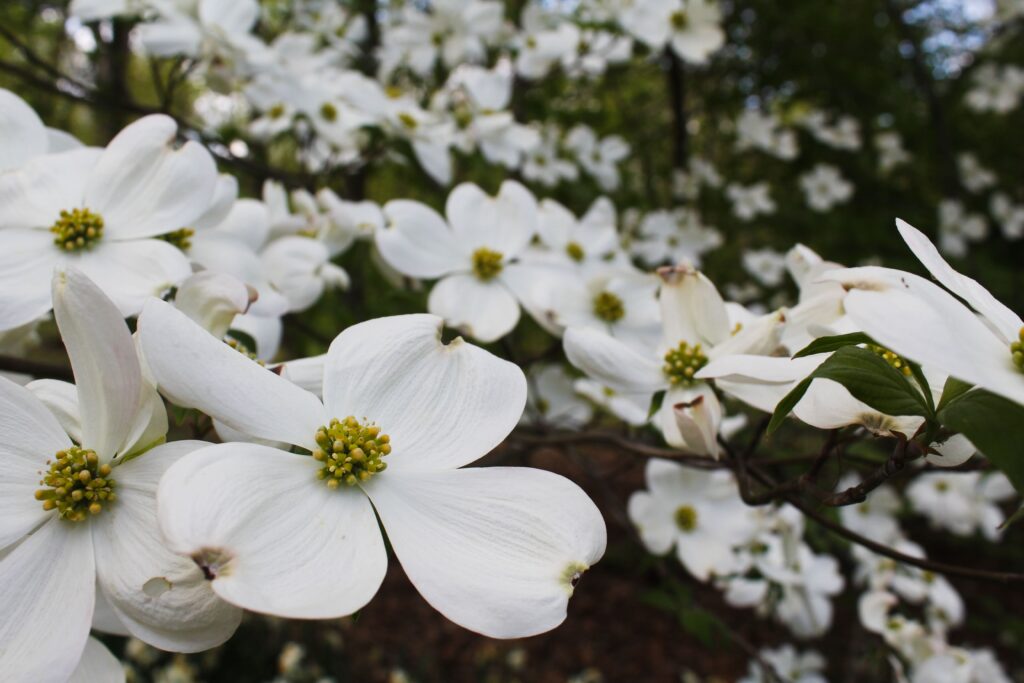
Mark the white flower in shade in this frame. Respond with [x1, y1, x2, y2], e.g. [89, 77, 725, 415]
[769, 543, 845, 638]
[735, 110, 798, 160]
[835, 220, 1024, 406]
[957, 153, 997, 193]
[375, 181, 539, 342]
[875, 131, 911, 173]
[990, 193, 1024, 240]
[739, 645, 827, 683]
[515, 9, 579, 79]
[906, 472, 1013, 540]
[566, 264, 783, 455]
[965, 64, 1024, 114]
[727, 182, 776, 221]
[936, 199, 987, 257]
[522, 363, 594, 429]
[0, 268, 240, 681]
[549, 268, 661, 350]
[379, 0, 502, 77]
[628, 459, 756, 580]
[743, 247, 788, 287]
[801, 111, 862, 150]
[521, 124, 580, 187]
[620, 0, 724, 64]
[135, 0, 268, 69]
[574, 378, 651, 426]
[139, 305, 606, 637]
[525, 198, 622, 272]
[799, 164, 853, 212]
[0, 114, 216, 331]
[631, 209, 722, 268]
[838, 479, 903, 544]
[565, 125, 630, 191]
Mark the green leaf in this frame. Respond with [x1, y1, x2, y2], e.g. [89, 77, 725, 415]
[938, 389, 1024, 497]
[793, 332, 876, 358]
[647, 390, 666, 421]
[937, 377, 973, 412]
[768, 346, 935, 434]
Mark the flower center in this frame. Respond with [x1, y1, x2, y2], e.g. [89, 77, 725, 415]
[313, 416, 391, 488]
[868, 344, 912, 377]
[565, 242, 585, 262]
[51, 208, 104, 252]
[671, 10, 689, 30]
[593, 291, 625, 322]
[471, 247, 504, 281]
[674, 504, 698, 532]
[1011, 327, 1024, 371]
[225, 336, 263, 365]
[398, 112, 419, 130]
[560, 561, 588, 595]
[320, 102, 338, 122]
[35, 446, 116, 522]
[158, 227, 195, 250]
[662, 341, 708, 385]
[268, 103, 286, 119]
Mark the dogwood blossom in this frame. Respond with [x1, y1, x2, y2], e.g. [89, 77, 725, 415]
[139, 305, 606, 637]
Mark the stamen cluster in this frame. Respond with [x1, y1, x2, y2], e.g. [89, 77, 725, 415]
[471, 247, 504, 281]
[674, 505, 698, 532]
[1012, 327, 1024, 371]
[662, 340, 708, 385]
[50, 208, 104, 251]
[868, 344, 912, 377]
[35, 446, 116, 522]
[565, 242, 585, 262]
[592, 291, 625, 322]
[159, 228, 196, 250]
[314, 416, 391, 488]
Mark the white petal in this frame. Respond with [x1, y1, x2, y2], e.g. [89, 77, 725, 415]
[68, 637, 124, 683]
[0, 376, 71, 549]
[53, 267, 142, 460]
[564, 326, 665, 393]
[658, 265, 730, 348]
[260, 236, 330, 312]
[0, 147, 100, 229]
[376, 200, 464, 278]
[0, 88, 48, 172]
[157, 443, 387, 618]
[94, 441, 241, 651]
[672, 389, 722, 458]
[0, 519, 96, 682]
[26, 378, 84, 445]
[428, 273, 521, 343]
[0, 229, 61, 331]
[174, 271, 254, 339]
[445, 180, 537, 257]
[85, 115, 217, 239]
[323, 314, 525, 472]
[365, 467, 606, 638]
[897, 219, 1023, 339]
[139, 298, 324, 447]
[73, 238, 192, 317]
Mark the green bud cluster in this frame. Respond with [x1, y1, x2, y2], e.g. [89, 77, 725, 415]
[471, 247, 504, 281]
[565, 242, 585, 262]
[674, 504, 698, 532]
[50, 208, 104, 251]
[868, 344, 912, 377]
[35, 446, 116, 522]
[1011, 327, 1024, 370]
[592, 291, 625, 322]
[158, 227, 195, 251]
[313, 416, 392, 488]
[671, 11, 689, 30]
[662, 341, 708, 385]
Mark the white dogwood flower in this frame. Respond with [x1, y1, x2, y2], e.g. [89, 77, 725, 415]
[139, 305, 606, 638]
[0, 268, 239, 681]
[375, 181, 539, 342]
[0, 115, 217, 331]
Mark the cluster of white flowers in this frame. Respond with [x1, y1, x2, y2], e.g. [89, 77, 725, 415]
[965, 63, 1024, 114]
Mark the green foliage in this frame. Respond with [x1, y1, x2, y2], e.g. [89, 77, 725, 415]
[938, 388, 1024, 497]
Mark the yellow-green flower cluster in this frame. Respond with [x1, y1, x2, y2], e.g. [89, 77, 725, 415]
[662, 341, 708, 385]
[471, 247, 504, 281]
[1012, 327, 1024, 371]
[50, 208, 104, 251]
[313, 416, 392, 488]
[35, 446, 116, 522]
[868, 344, 913, 377]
